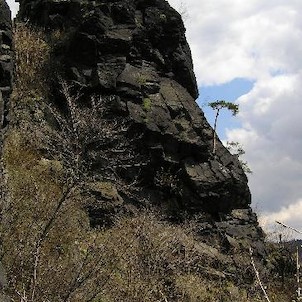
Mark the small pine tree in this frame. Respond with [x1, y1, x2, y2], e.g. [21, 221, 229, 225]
[208, 100, 239, 154]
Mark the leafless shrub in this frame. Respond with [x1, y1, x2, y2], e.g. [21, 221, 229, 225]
[250, 247, 271, 302]
[2, 23, 294, 302]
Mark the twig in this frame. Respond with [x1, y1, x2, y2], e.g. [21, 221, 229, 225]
[159, 289, 168, 302]
[297, 246, 301, 300]
[31, 245, 40, 302]
[275, 221, 302, 235]
[249, 247, 271, 302]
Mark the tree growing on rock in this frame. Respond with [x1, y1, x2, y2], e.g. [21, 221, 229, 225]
[207, 101, 252, 173]
[208, 100, 239, 154]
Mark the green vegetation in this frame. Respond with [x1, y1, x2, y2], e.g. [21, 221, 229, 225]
[208, 100, 239, 154]
[143, 97, 152, 111]
[208, 100, 239, 116]
[136, 73, 147, 86]
[208, 100, 252, 173]
[226, 141, 252, 174]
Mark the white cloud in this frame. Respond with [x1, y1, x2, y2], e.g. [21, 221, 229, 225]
[227, 73, 302, 216]
[169, 0, 302, 85]
[7, 0, 19, 18]
[169, 0, 302, 235]
[259, 199, 302, 239]
[260, 200, 302, 226]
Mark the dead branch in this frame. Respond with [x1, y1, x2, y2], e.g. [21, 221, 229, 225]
[249, 247, 271, 302]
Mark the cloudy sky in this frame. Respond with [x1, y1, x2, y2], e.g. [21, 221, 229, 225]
[169, 0, 302, 238]
[7, 0, 18, 17]
[7, 0, 302, 238]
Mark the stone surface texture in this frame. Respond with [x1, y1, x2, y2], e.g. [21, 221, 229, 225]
[0, 0, 13, 129]
[0, 1, 11, 298]
[15, 0, 264, 251]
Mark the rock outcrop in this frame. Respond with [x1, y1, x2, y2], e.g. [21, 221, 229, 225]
[0, 0, 271, 300]
[0, 0, 13, 129]
[14, 0, 264, 249]
[0, 1, 12, 299]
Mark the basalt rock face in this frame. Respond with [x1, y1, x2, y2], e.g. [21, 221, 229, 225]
[0, 0, 13, 130]
[16, 0, 263, 249]
[0, 1, 12, 299]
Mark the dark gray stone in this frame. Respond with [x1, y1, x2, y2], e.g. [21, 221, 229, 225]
[15, 0, 265, 265]
[0, 3, 12, 301]
[0, 0, 13, 129]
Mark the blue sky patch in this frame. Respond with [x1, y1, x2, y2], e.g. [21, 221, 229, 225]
[197, 78, 254, 140]
[270, 68, 286, 77]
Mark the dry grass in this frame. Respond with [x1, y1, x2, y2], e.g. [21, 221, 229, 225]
[1, 129, 90, 301]
[0, 127, 295, 301]
[0, 20, 296, 302]
[14, 24, 51, 99]
[0, 129, 275, 302]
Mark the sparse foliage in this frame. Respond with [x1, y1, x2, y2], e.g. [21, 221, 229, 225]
[226, 141, 252, 174]
[208, 100, 239, 116]
[207, 101, 252, 174]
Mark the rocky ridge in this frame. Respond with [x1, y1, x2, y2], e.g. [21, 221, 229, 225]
[17, 0, 256, 223]
[0, 0, 267, 300]
[0, 1, 12, 299]
[0, 0, 12, 130]
[15, 0, 264, 257]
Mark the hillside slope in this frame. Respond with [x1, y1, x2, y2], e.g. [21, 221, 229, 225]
[0, 0, 286, 301]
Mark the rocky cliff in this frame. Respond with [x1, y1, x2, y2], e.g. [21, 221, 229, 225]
[0, 1, 12, 299]
[0, 0, 12, 129]
[0, 0, 269, 301]
[16, 0, 256, 227]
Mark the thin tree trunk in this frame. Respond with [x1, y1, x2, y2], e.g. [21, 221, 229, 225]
[212, 109, 220, 154]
